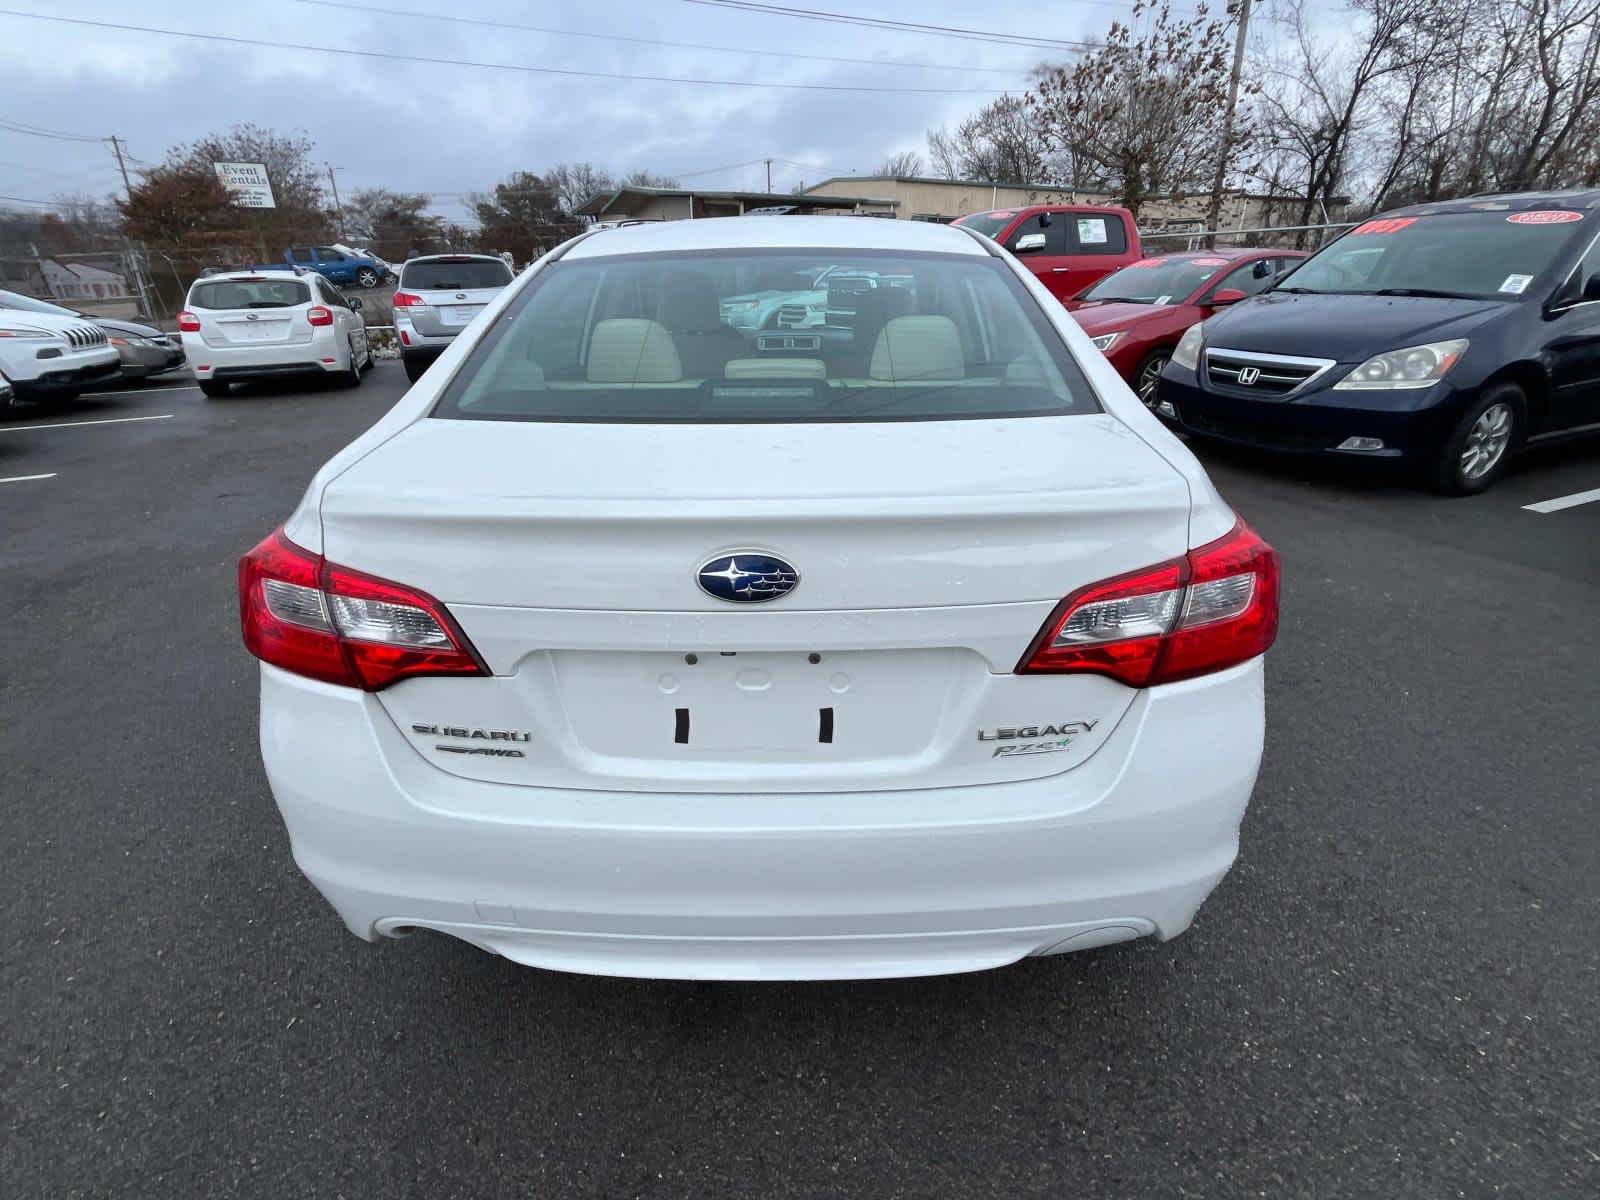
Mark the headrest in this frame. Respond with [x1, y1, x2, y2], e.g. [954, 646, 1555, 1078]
[869, 315, 965, 382]
[586, 319, 682, 383]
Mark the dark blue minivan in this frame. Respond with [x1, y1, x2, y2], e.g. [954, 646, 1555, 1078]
[1156, 190, 1600, 493]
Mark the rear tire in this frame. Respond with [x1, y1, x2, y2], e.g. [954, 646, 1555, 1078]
[199, 380, 230, 398]
[403, 354, 428, 384]
[338, 340, 364, 389]
[1429, 384, 1520, 495]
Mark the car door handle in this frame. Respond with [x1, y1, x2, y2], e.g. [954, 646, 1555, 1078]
[1051, 267, 1071, 272]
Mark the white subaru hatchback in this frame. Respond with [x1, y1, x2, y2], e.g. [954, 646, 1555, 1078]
[180, 269, 371, 397]
[241, 217, 1278, 981]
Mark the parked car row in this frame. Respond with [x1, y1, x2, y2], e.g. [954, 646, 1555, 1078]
[1150, 191, 1600, 494]
[0, 288, 164, 405]
[954, 190, 1600, 495]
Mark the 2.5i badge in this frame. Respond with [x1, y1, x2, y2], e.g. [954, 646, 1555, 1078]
[978, 721, 1098, 758]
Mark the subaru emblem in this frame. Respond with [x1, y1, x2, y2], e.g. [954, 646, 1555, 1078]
[697, 552, 799, 603]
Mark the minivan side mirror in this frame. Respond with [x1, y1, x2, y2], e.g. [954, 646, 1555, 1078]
[1209, 288, 1248, 306]
[1014, 233, 1048, 253]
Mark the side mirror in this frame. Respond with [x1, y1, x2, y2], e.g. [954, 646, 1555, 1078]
[1585, 274, 1600, 301]
[1209, 288, 1248, 306]
[1014, 232, 1048, 253]
[348, 297, 363, 310]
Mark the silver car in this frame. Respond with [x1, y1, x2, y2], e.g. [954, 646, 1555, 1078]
[393, 254, 514, 382]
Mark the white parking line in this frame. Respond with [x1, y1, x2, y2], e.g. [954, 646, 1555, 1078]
[0, 472, 56, 484]
[1523, 486, 1600, 514]
[0, 413, 174, 434]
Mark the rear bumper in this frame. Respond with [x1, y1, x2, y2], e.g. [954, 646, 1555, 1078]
[259, 657, 1266, 980]
[394, 314, 460, 354]
[1157, 364, 1458, 458]
[183, 333, 342, 379]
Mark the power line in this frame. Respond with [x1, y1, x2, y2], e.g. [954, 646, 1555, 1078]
[289, 0, 1032, 74]
[0, 8, 1015, 94]
[0, 116, 109, 144]
[680, 0, 1098, 51]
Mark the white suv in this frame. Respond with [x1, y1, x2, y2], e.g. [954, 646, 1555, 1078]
[0, 305, 120, 401]
[240, 217, 1278, 981]
[179, 270, 371, 398]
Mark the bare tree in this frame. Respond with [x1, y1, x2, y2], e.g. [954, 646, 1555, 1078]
[876, 150, 924, 177]
[925, 95, 1053, 184]
[1028, 1, 1250, 215]
[547, 161, 617, 215]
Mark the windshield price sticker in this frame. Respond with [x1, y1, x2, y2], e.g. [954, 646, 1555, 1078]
[1507, 210, 1582, 225]
[1352, 217, 1417, 235]
[1500, 274, 1534, 294]
[1077, 218, 1109, 244]
[1154, 295, 1173, 305]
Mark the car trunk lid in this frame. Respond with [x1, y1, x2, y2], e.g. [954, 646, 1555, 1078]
[321, 415, 1192, 791]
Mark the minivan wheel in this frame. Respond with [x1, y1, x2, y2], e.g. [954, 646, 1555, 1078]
[199, 379, 230, 398]
[1430, 385, 1520, 495]
[403, 354, 428, 384]
[356, 267, 379, 288]
[1135, 350, 1170, 410]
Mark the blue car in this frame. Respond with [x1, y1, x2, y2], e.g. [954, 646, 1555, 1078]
[1156, 189, 1600, 493]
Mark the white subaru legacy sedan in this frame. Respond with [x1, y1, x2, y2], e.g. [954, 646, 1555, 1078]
[240, 217, 1278, 981]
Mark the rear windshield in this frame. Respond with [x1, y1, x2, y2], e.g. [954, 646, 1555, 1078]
[1278, 210, 1592, 300]
[189, 279, 309, 309]
[402, 259, 513, 290]
[432, 249, 1097, 424]
[1079, 256, 1230, 304]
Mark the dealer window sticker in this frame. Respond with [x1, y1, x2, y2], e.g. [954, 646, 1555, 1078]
[1499, 274, 1534, 294]
[1077, 218, 1108, 244]
[1154, 295, 1173, 305]
[1352, 217, 1417, 235]
[1507, 210, 1582, 225]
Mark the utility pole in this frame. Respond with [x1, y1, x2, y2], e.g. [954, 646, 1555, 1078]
[326, 164, 347, 240]
[1204, 0, 1252, 247]
[109, 134, 156, 319]
[765, 158, 772, 192]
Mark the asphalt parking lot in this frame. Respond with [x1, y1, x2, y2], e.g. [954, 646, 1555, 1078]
[4, 365, 1597, 1198]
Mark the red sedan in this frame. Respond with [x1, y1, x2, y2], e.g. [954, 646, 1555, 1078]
[1068, 248, 1308, 409]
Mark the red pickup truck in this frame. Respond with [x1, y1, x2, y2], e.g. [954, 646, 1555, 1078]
[953, 205, 1141, 301]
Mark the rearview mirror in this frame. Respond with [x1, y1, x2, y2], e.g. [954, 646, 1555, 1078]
[1209, 288, 1248, 306]
[1014, 233, 1048, 253]
[1252, 260, 1273, 279]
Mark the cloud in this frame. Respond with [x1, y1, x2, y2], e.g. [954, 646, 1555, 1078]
[0, 0, 1069, 219]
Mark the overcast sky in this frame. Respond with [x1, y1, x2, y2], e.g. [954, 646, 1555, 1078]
[0, 0, 1155, 223]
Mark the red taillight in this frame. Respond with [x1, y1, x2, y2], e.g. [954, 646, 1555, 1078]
[392, 292, 424, 307]
[177, 310, 200, 332]
[306, 305, 334, 327]
[1017, 519, 1279, 686]
[238, 528, 488, 691]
